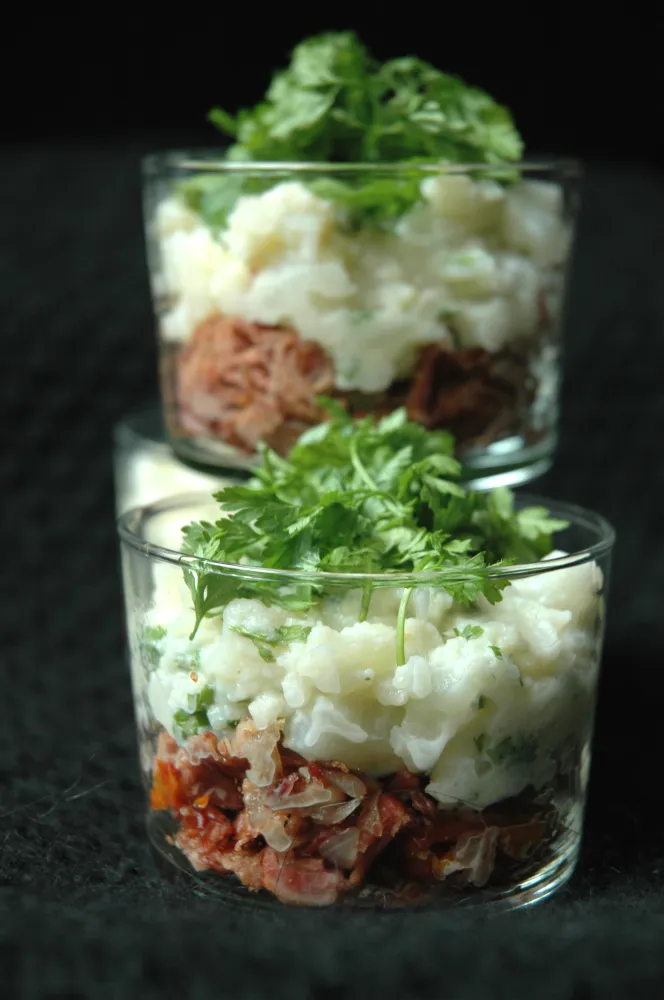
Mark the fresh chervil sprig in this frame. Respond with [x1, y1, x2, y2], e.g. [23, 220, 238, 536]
[181, 405, 567, 650]
[178, 31, 523, 229]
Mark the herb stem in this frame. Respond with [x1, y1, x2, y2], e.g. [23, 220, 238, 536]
[359, 584, 373, 622]
[350, 440, 378, 492]
[396, 587, 413, 666]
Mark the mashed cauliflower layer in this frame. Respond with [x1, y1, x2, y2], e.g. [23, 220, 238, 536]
[152, 174, 570, 394]
[138, 552, 602, 811]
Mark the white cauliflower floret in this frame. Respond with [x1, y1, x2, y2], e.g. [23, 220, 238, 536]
[147, 667, 209, 737]
[320, 589, 395, 630]
[155, 172, 568, 392]
[502, 180, 570, 267]
[248, 691, 288, 730]
[299, 696, 368, 746]
[247, 261, 355, 324]
[485, 595, 572, 676]
[510, 551, 604, 627]
[201, 633, 281, 704]
[222, 597, 292, 634]
[222, 181, 337, 269]
[451, 252, 540, 351]
[452, 297, 515, 352]
[388, 636, 523, 773]
[280, 622, 397, 700]
[145, 541, 601, 806]
[159, 227, 229, 342]
[155, 197, 199, 237]
[284, 697, 401, 775]
[421, 175, 505, 233]
[440, 244, 501, 298]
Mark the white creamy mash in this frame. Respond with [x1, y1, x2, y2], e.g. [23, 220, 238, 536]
[142, 551, 602, 810]
[154, 175, 570, 394]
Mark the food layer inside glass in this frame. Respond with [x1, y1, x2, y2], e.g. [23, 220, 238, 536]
[128, 409, 605, 907]
[147, 33, 573, 469]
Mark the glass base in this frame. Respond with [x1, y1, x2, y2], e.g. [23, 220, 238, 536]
[146, 808, 578, 914]
[167, 432, 260, 478]
[460, 434, 555, 491]
[168, 429, 555, 491]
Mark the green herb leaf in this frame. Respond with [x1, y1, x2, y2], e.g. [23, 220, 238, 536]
[229, 623, 313, 660]
[185, 685, 215, 714]
[141, 624, 167, 673]
[470, 487, 569, 564]
[454, 624, 484, 640]
[193, 32, 523, 228]
[229, 625, 277, 661]
[144, 625, 167, 642]
[181, 407, 565, 660]
[489, 645, 503, 658]
[173, 686, 216, 738]
[275, 625, 314, 643]
[173, 708, 209, 739]
[486, 734, 537, 766]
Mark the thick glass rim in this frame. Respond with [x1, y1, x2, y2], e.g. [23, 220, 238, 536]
[142, 151, 582, 179]
[117, 490, 614, 585]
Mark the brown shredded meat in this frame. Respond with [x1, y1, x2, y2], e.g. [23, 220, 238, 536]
[171, 312, 540, 457]
[404, 343, 537, 446]
[175, 315, 334, 454]
[150, 722, 558, 906]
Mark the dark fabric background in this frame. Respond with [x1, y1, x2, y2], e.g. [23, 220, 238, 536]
[1, 142, 664, 998]
[6, 15, 662, 171]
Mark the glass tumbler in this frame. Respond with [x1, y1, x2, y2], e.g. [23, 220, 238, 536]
[143, 156, 580, 487]
[113, 408, 246, 552]
[118, 492, 612, 910]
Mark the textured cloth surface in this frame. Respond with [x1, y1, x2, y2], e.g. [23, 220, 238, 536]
[1, 143, 664, 998]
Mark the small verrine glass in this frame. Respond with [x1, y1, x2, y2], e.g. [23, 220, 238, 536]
[118, 492, 612, 910]
[143, 156, 580, 488]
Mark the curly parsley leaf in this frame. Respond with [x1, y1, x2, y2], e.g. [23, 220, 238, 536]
[469, 487, 569, 563]
[180, 406, 567, 657]
[181, 31, 523, 228]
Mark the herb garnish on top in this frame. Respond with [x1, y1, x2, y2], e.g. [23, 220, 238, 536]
[181, 405, 566, 662]
[178, 31, 523, 229]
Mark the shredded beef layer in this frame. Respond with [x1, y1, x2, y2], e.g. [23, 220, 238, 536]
[167, 314, 544, 457]
[174, 315, 335, 455]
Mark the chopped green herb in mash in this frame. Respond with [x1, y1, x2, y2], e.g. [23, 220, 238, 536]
[173, 685, 215, 739]
[229, 623, 313, 661]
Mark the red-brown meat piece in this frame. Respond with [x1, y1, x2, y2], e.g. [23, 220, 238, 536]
[261, 848, 344, 906]
[405, 344, 531, 445]
[175, 315, 335, 453]
[150, 723, 556, 905]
